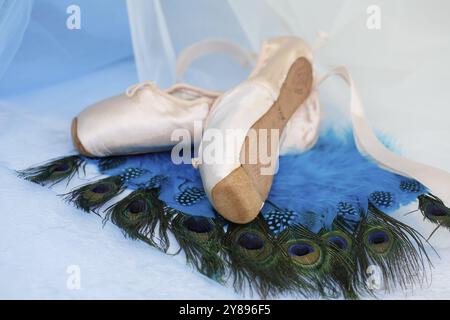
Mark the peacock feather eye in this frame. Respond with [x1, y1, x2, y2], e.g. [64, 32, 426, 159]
[85, 182, 120, 203]
[86, 180, 118, 198]
[364, 227, 393, 255]
[123, 198, 148, 222]
[285, 240, 322, 267]
[90, 183, 112, 194]
[47, 161, 75, 180]
[231, 228, 273, 263]
[183, 216, 214, 234]
[128, 199, 147, 213]
[64, 176, 125, 213]
[322, 230, 352, 253]
[237, 232, 266, 250]
[428, 208, 448, 217]
[418, 194, 450, 224]
[52, 162, 71, 173]
[176, 215, 218, 242]
[327, 236, 347, 251]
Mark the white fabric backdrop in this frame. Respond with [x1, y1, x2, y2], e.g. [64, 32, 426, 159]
[127, 0, 450, 178]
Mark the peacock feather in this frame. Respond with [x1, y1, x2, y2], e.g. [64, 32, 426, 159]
[418, 194, 450, 228]
[170, 211, 226, 281]
[279, 223, 357, 299]
[352, 203, 431, 292]
[319, 225, 362, 299]
[17, 155, 86, 186]
[104, 187, 170, 251]
[418, 193, 450, 239]
[223, 217, 306, 298]
[63, 176, 125, 213]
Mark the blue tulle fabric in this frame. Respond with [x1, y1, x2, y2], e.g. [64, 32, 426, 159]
[0, 0, 286, 97]
[0, 0, 133, 97]
[0, 0, 34, 82]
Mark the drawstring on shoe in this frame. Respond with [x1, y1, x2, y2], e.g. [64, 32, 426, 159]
[126, 81, 157, 97]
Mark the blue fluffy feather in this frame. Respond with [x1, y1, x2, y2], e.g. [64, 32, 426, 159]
[87, 128, 424, 232]
[266, 129, 424, 232]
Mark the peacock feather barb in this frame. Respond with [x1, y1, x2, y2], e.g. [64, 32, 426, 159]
[17, 155, 86, 186]
[98, 156, 128, 172]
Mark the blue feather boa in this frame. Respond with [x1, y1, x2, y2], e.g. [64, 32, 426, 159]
[100, 128, 423, 234]
[265, 129, 424, 233]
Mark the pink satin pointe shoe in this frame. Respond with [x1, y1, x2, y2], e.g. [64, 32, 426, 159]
[71, 82, 220, 157]
[197, 36, 315, 224]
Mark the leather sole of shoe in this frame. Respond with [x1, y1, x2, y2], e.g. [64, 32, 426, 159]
[211, 57, 313, 224]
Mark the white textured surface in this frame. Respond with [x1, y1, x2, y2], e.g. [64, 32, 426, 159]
[1, 53, 450, 299]
[0, 62, 241, 300]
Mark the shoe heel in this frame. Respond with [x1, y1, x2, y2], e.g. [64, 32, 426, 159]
[211, 167, 264, 224]
[71, 117, 93, 157]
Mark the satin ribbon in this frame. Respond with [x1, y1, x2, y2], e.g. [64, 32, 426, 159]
[317, 67, 450, 206]
[176, 39, 257, 82]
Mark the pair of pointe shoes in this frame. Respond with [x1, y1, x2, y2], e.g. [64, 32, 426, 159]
[72, 36, 318, 224]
